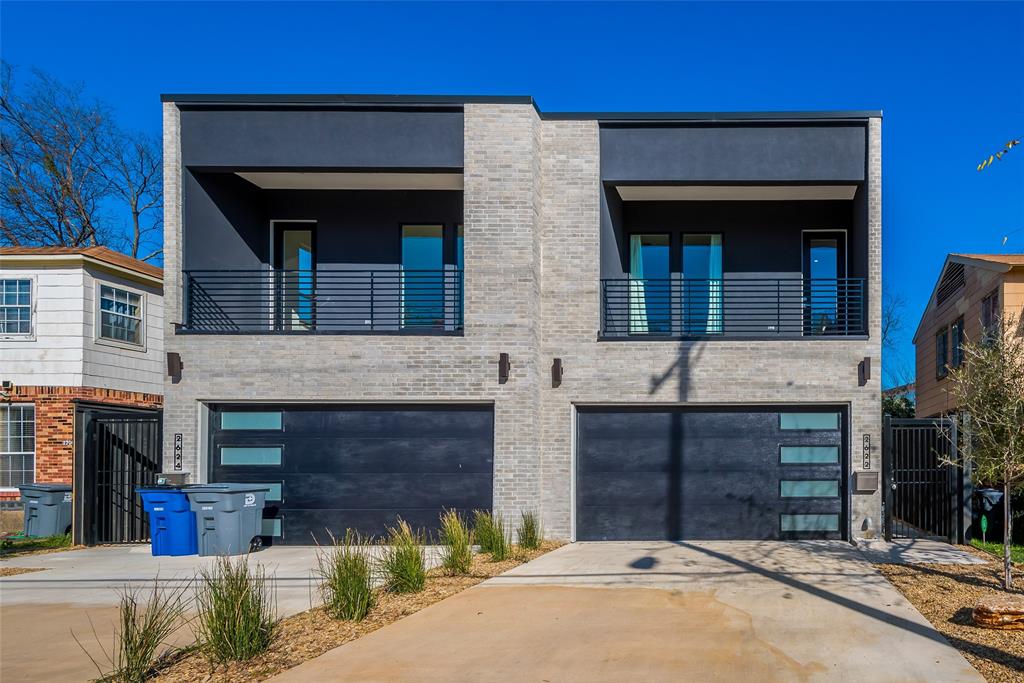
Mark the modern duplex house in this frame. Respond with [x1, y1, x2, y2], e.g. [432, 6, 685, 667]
[913, 253, 1024, 417]
[162, 95, 881, 544]
[0, 247, 164, 505]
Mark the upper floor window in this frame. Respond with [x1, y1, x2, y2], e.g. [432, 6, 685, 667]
[950, 317, 965, 368]
[0, 279, 32, 336]
[99, 285, 144, 345]
[935, 327, 948, 379]
[980, 289, 999, 343]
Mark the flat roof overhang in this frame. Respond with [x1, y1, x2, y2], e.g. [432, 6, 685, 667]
[161, 93, 881, 122]
[613, 184, 859, 201]
[236, 171, 464, 191]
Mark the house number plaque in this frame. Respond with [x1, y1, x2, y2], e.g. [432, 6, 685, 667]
[862, 434, 871, 469]
[174, 433, 183, 470]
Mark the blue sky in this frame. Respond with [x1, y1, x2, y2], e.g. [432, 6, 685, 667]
[2, 1, 1022, 385]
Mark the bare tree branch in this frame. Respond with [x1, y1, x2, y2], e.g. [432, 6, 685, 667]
[1, 62, 162, 261]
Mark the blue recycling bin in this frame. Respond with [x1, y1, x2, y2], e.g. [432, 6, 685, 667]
[137, 487, 198, 556]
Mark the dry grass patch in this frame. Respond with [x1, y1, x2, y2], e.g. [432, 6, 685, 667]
[0, 566, 46, 577]
[875, 550, 1024, 683]
[149, 541, 562, 683]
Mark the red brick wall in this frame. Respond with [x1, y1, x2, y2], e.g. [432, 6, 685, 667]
[0, 386, 162, 500]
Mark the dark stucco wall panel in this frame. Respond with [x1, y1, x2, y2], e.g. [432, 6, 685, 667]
[601, 125, 867, 182]
[180, 108, 464, 169]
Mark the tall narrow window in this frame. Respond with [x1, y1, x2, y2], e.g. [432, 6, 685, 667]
[402, 225, 444, 328]
[951, 317, 964, 368]
[629, 234, 670, 335]
[682, 234, 723, 334]
[935, 327, 948, 379]
[0, 404, 35, 488]
[273, 224, 316, 331]
[980, 289, 999, 343]
[0, 279, 32, 336]
[99, 285, 144, 345]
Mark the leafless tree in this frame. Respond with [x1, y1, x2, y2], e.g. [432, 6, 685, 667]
[98, 128, 162, 261]
[946, 313, 1024, 590]
[1, 62, 162, 261]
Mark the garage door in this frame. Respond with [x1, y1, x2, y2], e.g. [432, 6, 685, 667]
[209, 405, 493, 545]
[576, 407, 846, 541]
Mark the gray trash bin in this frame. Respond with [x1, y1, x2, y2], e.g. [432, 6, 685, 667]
[19, 483, 73, 537]
[185, 484, 269, 556]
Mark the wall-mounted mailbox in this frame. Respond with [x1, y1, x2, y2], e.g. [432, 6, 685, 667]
[854, 471, 879, 493]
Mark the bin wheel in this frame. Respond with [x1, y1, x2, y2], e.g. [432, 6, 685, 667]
[249, 536, 263, 552]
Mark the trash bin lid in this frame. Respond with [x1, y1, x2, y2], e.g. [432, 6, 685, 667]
[185, 483, 271, 493]
[18, 483, 72, 493]
[137, 486, 188, 494]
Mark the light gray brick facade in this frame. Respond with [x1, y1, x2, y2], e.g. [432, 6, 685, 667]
[162, 101, 882, 541]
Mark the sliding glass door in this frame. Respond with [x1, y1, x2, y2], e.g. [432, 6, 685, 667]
[629, 234, 671, 334]
[682, 234, 722, 335]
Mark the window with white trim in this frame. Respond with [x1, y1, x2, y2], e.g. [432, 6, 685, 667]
[99, 285, 143, 345]
[0, 404, 35, 488]
[0, 279, 32, 335]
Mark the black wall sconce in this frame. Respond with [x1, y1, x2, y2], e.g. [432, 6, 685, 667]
[551, 358, 563, 388]
[858, 356, 871, 387]
[498, 353, 510, 384]
[167, 352, 183, 383]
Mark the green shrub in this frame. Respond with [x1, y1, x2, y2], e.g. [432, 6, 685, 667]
[76, 582, 188, 683]
[379, 519, 426, 593]
[438, 510, 473, 575]
[516, 511, 543, 550]
[316, 531, 375, 621]
[488, 514, 510, 562]
[472, 510, 497, 554]
[195, 556, 277, 663]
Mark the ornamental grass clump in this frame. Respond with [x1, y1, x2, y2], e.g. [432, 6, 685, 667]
[379, 519, 426, 593]
[316, 531, 375, 621]
[472, 510, 498, 554]
[438, 509, 473, 575]
[516, 511, 543, 550]
[488, 513, 510, 562]
[195, 556, 277, 663]
[76, 581, 188, 683]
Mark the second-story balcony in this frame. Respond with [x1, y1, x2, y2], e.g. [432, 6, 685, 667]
[182, 269, 463, 334]
[601, 277, 866, 339]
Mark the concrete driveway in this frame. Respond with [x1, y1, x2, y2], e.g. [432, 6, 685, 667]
[273, 541, 985, 683]
[0, 545, 438, 682]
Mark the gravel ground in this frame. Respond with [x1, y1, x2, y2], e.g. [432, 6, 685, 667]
[875, 550, 1024, 683]
[149, 542, 563, 683]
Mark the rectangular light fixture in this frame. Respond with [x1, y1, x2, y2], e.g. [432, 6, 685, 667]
[552, 358, 563, 388]
[498, 353, 510, 384]
[167, 352, 183, 382]
[858, 357, 871, 387]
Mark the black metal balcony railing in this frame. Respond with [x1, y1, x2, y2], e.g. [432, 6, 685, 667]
[183, 269, 463, 334]
[601, 278, 866, 338]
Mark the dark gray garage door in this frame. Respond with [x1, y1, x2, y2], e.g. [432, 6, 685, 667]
[576, 407, 846, 541]
[209, 404, 493, 545]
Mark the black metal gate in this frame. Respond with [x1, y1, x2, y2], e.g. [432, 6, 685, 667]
[883, 416, 969, 544]
[77, 412, 161, 545]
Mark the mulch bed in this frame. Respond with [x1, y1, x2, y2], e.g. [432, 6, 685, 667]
[0, 566, 47, 577]
[149, 542, 562, 682]
[875, 548, 1024, 683]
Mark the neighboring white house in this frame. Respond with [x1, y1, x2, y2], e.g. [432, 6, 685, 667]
[0, 246, 164, 500]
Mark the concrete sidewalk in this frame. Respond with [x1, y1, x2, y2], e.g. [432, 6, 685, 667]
[272, 541, 985, 683]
